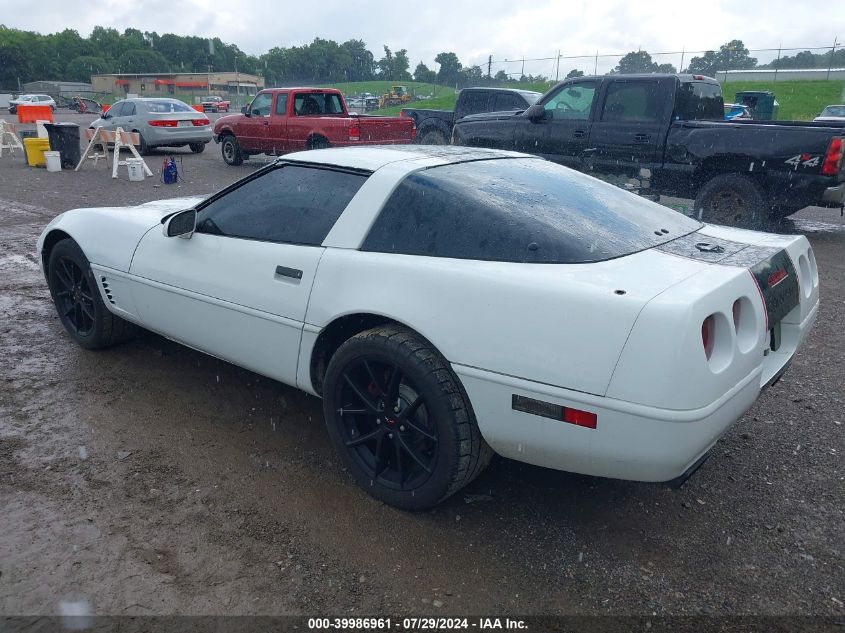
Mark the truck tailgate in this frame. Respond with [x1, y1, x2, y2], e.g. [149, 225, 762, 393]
[358, 117, 416, 143]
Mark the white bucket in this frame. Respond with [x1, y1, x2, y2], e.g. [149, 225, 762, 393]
[127, 158, 145, 182]
[44, 151, 61, 172]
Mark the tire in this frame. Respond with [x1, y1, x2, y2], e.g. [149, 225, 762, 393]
[694, 174, 769, 230]
[137, 132, 151, 156]
[307, 136, 329, 150]
[221, 134, 243, 166]
[189, 142, 206, 154]
[417, 129, 448, 145]
[323, 324, 492, 510]
[9, 106, 16, 114]
[47, 238, 136, 350]
[50, 105, 56, 112]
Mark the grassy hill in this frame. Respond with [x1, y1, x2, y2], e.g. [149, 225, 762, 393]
[721, 80, 844, 120]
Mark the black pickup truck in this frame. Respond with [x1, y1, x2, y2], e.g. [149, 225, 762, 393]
[453, 74, 845, 226]
[401, 87, 541, 145]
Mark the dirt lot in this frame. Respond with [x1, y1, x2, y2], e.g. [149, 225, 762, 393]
[0, 111, 843, 619]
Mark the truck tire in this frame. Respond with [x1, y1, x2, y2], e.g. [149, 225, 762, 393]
[417, 129, 449, 145]
[694, 174, 768, 230]
[221, 134, 243, 166]
[307, 136, 330, 150]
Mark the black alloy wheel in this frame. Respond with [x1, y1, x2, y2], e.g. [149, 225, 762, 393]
[323, 325, 492, 510]
[335, 357, 438, 492]
[51, 254, 95, 338]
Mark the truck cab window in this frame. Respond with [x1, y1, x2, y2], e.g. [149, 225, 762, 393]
[543, 83, 596, 120]
[601, 81, 662, 122]
[274, 94, 289, 116]
[250, 93, 272, 116]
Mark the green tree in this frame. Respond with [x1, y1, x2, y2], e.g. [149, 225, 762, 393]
[414, 62, 436, 83]
[565, 69, 584, 79]
[66, 56, 113, 82]
[686, 50, 718, 75]
[614, 50, 657, 74]
[716, 39, 756, 71]
[434, 51, 462, 87]
[116, 48, 170, 73]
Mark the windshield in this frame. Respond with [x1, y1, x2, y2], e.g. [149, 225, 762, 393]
[363, 158, 702, 263]
[821, 106, 845, 117]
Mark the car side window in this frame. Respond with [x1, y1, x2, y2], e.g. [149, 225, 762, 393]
[493, 93, 524, 111]
[461, 91, 491, 116]
[250, 93, 272, 116]
[543, 82, 597, 120]
[601, 81, 662, 122]
[274, 94, 289, 116]
[195, 165, 368, 246]
[108, 102, 125, 117]
[123, 103, 136, 116]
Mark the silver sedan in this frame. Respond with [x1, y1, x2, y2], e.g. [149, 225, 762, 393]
[89, 98, 212, 154]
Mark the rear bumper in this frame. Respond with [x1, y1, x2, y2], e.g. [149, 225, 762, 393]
[145, 126, 212, 147]
[455, 363, 762, 482]
[454, 296, 817, 483]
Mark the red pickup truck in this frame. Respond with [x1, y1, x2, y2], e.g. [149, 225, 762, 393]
[213, 88, 416, 165]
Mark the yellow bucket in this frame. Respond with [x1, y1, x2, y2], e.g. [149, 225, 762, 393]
[24, 137, 51, 167]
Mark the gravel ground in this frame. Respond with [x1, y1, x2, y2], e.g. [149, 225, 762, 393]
[0, 111, 843, 619]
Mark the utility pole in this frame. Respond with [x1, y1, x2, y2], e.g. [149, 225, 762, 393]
[827, 36, 839, 81]
[521, 56, 525, 79]
[774, 44, 781, 83]
[679, 47, 685, 73]
[555, 50, 560, 81]
[594, 51, 599, 75]
[487, 55, 492, 79]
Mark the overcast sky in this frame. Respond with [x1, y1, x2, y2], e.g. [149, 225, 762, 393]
[5, 0, 841, 76]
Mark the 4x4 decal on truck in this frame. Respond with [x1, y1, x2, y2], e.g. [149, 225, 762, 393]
[785, 154, 821, 169]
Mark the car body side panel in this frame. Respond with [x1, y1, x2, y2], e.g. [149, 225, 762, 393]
[303, 248, 709, 398]
[36, 196, 206, 273]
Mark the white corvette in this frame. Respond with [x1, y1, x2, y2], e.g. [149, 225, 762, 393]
[37, 146, 819, 509]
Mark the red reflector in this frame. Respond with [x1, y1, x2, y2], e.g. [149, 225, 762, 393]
[148, 119, 177, 127]
[821, 137, 843, 175]
[692, 75, 705, 80]
[192, 119, 209, 126]
[767, 269, 788, 287]
[399, 109, 406, 117]
[563, 407, 597, 429]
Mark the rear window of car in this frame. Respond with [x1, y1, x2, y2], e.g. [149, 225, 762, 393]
[361, 158, 702, 264]
[144, 100, 193, 113]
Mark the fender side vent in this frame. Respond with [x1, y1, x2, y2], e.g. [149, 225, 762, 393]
[100, 276, 116, 305]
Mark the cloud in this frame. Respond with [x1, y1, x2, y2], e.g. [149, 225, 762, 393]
[3, 0, 839, 76]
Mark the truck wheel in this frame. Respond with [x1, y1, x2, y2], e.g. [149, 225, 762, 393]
[694, 174, 767, 230]
[323, 324, 492, 510]
[221, 134, 243, 166]
[418, 130, 448, 145]
[307, 136, 330, 150]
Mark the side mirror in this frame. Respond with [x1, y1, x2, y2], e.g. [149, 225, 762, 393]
[524, 104, 546, 121]
[101, 111, 111, 119]
[241, 105, 250, 116]
[162, 209, 196, 239]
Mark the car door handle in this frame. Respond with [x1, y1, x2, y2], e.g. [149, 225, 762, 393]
[573, 130, 586, 139]
[634, 133, 651, 143]
[262, 120, 270, 125]
[275, 265, 303, 280]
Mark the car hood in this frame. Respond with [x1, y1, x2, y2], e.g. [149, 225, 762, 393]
[38, 196, 208, 272]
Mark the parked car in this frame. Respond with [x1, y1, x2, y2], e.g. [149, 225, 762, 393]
[37, 146, 818, 510]
[212, 88, 416, 166]
[9, 94, 56, 114]
[453, 74, 845, 227]
[402, 87, 542, 145]
[89, 98, 212, 155]
[200, 96, 230, 113]
[724, 103, 752, 120]
[814, 105, 845, 123]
